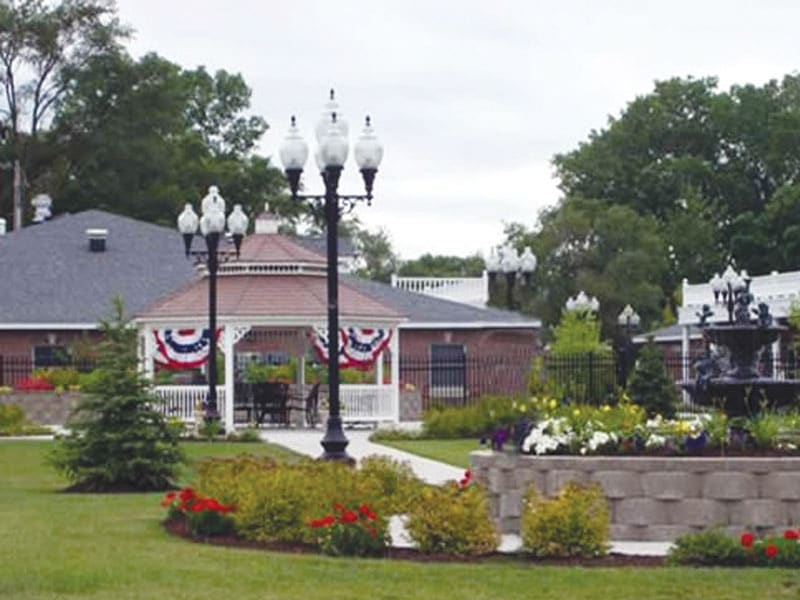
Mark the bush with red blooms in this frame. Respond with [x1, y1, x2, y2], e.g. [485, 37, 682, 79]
[14, 376, 54, 392]
[161, 487, 235, 537]
[310, 502, 389, 557]
[739, 528, 800, 567]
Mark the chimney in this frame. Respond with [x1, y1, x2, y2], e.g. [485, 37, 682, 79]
[0, 218, 5, 236]
[86, 228, 108, 252]
[31, 193, 53, 224]
[254, 202, 279, 234]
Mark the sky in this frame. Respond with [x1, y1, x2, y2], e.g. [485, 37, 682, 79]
[115, 0, 800, 260]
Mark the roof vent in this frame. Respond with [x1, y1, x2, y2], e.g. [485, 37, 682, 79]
[0, 217, 5, 236]
[86, 228, 108, 252]
[255, 202, 279, 234]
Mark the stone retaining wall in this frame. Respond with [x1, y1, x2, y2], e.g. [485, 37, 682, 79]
[0, 392, 81, 425]
[470, 450, 800, 541]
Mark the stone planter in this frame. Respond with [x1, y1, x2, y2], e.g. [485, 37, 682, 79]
[470, 450, 800, 541]
[0, 391, 83, 425]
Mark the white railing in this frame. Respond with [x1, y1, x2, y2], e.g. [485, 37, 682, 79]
[341, 384, 395, 423]
[391, 273, 488, 307]
[679, 270, 800, 324]
[153, 385, 225, 422]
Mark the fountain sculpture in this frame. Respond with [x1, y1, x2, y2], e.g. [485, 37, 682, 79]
[682, 265, 800, 416]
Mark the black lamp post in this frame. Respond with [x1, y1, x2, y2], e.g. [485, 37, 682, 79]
[177, 186, 248, 422]
[616, 304, 641, 388]
[486, 245, 537, 309]
[279, 90, 384, 462]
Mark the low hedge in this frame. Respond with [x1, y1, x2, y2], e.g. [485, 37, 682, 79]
[669, 528, 800, 567]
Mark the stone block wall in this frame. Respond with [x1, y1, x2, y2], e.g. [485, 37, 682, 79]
[470, 451, 800, 541]
[0, 392, 81, 425]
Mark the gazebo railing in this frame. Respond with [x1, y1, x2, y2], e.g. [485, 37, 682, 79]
[153, 385, 225, 421]
[341, 384, 395, 423]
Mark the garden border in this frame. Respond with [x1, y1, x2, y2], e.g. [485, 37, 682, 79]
[470, 451, 800, 541]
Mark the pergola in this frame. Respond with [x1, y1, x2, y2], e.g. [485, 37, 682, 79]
[134, 212, 406, 432]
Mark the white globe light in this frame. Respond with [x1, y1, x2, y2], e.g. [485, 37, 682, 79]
[177, 203, 199, 235]
[354, 116, 383, 170]
[227, 204, 249, 235]
[319, 113, 349, 168]
[279, 116, 309, 170]
[201, 185, 226, 216]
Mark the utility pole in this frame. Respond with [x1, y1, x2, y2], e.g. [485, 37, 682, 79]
[12, 159, 22, 231]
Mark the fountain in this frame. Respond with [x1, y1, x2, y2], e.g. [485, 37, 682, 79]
[681, 265, 800, 416]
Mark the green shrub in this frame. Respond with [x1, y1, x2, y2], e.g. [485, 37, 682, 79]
[422, 395, 533, 438]
[521, 482, 609, 558]
[627, 338, 678, 418]
[0, 404, 26, 429]
[406, 481, 499, 556]
[32, 367, 81, 388]
[226, 428, 262, 443]
[358, 455, 424, 514]
[668, 529, 747, 566]
[194, 454, 422, 544]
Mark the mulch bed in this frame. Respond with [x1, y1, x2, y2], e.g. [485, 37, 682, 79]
[162, 517, 665, 567]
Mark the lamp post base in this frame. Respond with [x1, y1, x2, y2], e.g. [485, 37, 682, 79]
[320, 415, 355, 464]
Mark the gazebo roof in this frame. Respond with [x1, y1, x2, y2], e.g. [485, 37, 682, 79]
[137, 222, 404, 327]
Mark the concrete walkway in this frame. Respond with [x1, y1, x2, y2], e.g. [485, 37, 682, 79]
[260, 428, 671, 556]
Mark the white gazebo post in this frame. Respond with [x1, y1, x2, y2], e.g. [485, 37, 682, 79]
[223, 325, 236, 433]
[390, 326, 400, 423]
[141, 325, 155, 381]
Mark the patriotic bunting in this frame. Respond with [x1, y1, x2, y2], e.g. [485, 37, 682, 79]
[309, 327, 392, 369]
[153, 328, 221, 369]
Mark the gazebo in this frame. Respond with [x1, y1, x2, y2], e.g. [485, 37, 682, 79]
[134, 210, 406, 432]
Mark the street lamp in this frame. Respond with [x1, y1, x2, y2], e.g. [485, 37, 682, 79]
[177, 186, 248, 423]
[710, 263, 750, 323]
[565, 290, 600, 313]
[486, 245, 536, 309]
[616, 304, 641, 388]
[279, 90, 383, 462]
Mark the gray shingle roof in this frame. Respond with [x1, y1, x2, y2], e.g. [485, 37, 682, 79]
[633, 323, 703, 343]
[342, 275, 541, 327]
[0, 211, 197, 326]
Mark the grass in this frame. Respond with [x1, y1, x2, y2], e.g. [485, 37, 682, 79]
[373, 437, 480, 468]
[1, 441, 799, 600]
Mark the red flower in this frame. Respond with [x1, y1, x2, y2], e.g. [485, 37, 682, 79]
[459, 469, 473, 488]
[179, 487, 195, 502]
[160, 491, 177, 507]
[765, 544, 778, 558]
[340, 510, 359, 523]
[366, 511, 377, 521]
[359, 504, 371, 515]
[741, 532, 755, 548]
[190, 500, 206, 513]
[784, 529, 799, 540]
[310, 515, 335, 529]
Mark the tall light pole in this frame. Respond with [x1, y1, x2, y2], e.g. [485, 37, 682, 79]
[486, 245, 536, 309]
[177, 186, 249, 423]
[616, 304, 641, 388]
[279, 90, 384, 461]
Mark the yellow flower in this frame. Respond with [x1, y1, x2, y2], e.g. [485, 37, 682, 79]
[601, 404, 611, 412]
[573, 408, 580, 417]
[549, 399, 557, 410]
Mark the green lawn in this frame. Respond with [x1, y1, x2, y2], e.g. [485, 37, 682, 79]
[374, 437, 480, 468]
[1, 441, 798, 600]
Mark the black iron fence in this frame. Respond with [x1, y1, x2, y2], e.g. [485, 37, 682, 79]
[0, 355, 97, 388]
[399, 352, 533, 411]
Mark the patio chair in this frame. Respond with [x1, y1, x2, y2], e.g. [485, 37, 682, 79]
[252, 382, 290, 426]
[287, 383, 321, 428]
[233, 382, 254, 423]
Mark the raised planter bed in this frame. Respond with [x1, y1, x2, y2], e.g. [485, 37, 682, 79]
[470, 450, 800, 542]
[0, 391, 82, 425]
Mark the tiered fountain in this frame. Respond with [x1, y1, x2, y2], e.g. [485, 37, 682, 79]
[682, 265, 800, 416]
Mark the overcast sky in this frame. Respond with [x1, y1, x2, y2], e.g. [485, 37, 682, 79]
[116, 0, 799, 260]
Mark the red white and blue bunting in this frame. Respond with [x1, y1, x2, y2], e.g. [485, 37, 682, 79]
[309, 327, 392, 369]
[153, 328, 221, 369]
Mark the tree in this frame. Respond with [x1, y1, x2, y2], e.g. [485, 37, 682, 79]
[43, 50, 290, 226]
[353, 226, 397, 283]
[501, 198, 668, 338]
[0, 0, 126, 224]
[627, 338, 678, 418]
[398, 253, 485, 278]
[50, 298, 183, 492]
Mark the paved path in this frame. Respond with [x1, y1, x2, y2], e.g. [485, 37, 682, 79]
[260, 428, 671, 556]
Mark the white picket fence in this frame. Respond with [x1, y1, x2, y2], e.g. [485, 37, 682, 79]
[152, 384, 395, 425]
[391, 273, 489, 307]
[340, 384, 396, 424]
[153, 385, 225, 422]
